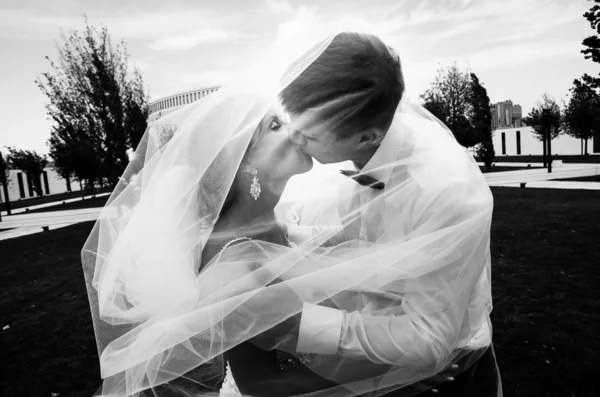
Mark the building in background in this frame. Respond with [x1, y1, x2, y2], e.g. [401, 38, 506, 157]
[490, 99, 600, 156]
[491, 100, 523, 129]
[492, 126, 599, 156]
[0, 165, 76, 204]
[148, 85, 221, 122]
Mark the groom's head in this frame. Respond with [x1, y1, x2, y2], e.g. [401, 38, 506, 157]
[280, 32, 404, 165]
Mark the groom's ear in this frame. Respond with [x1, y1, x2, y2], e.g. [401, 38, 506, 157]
[356, 128, 384, 148]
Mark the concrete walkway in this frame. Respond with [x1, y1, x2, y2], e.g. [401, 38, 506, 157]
[481, 162, 599, 186]
[0, 207, 104, 241]
[492, 181, 600, 190]
[0, 192, 110, 217]
[1, 163, 599, 241]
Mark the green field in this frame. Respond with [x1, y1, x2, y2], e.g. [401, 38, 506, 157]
[1, 187, 598, 396]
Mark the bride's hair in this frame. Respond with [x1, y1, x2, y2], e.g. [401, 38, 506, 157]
[279, 32, 405, 139]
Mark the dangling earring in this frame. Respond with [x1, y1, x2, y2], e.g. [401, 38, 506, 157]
[248, 167, 261, 200]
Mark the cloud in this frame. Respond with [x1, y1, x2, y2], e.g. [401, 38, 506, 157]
[0, 5, 233, 44]
[0, 8, 81, 40]
[264, 0, 294, 14]
[178, 70, 233, 87]
[149, 29, 242, 51]
[1, 0, 596, 154]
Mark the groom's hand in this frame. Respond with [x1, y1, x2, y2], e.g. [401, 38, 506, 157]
[406, 364, 459, 394]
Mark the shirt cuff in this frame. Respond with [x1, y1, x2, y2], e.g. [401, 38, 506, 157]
[296, 302, 344, 355]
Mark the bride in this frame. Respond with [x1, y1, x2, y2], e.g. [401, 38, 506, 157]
[197, 104, 339, 397]
[82, 34, 347, 396]
[148, 104, 339, 397]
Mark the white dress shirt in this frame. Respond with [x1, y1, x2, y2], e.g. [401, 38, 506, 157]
[293, 115, 492, 366]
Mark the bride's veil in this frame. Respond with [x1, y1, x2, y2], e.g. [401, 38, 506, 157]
[82, 30, 494, 397]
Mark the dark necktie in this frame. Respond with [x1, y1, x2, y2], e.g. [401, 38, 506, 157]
[340, 170, 385, 190]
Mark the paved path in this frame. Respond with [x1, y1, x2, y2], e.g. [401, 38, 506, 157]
[0, 207, 103, 229]
[1, 164, 598, 241]
[480, 162, 599, 186]
[492, 181, 600, 190]
[0, 207, 104, 241]
[0, 192, 110, 217]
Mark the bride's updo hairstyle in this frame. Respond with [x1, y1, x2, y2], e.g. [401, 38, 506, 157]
[279, 32, 405, 140]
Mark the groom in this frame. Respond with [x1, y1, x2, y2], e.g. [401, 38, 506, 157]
[232, 32, 501, 397]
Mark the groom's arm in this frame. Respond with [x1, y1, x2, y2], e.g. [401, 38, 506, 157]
[295, 187, 493, 367]
[275, 183, 492, 369]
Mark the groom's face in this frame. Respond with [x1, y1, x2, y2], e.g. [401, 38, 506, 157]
[287, 109, 363, 164]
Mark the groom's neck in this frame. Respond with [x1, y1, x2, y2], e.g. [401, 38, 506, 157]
[352, 146, 379, 170]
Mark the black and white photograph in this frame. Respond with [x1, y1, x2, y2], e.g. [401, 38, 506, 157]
[1, 1, 599, 396]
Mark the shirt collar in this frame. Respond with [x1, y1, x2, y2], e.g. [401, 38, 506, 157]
[358, 115, 404, 185]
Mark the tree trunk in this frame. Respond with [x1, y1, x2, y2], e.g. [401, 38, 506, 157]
[79, 180, 84, 199]
[88, 178, 96, 195]
[0, 153, 9, 215]
[547, 130, 552, 173]
[542, 134, 547, 167]
[585, 138, 589, 155]
[1, 181, 10, 215]
[35, 174, 43, 197]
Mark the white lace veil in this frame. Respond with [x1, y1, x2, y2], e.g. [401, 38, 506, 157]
[82, 31, 494, 397]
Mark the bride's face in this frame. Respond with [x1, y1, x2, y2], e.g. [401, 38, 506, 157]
[247, 107, 313, 183]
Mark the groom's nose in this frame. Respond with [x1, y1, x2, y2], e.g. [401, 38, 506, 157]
[288, 128, 308, 147]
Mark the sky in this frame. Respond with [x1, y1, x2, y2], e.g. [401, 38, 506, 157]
[1, 0, 599, 154]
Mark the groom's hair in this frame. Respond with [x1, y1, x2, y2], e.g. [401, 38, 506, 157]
[280, 32, 404, 140]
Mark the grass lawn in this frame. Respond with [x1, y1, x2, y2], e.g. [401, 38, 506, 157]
[490, 187, 599, 396]
[1, 187, 599, 396]
[0, 221, 99, 397]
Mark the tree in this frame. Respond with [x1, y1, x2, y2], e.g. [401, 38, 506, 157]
[421, 65, 493, 150]
[581, 0, 600, 89]
[522, 94, 562, 168]
[0, 151, 11, 216]
[563, 79, 600, 155]
[6, 148, 48, 197]
[0, 150, 9, 189]
[36, 18, 149, 188]
[469, 73, 494, 170]
[421, 65, 495, 159]
[47, 122, 103, 194]
[475, 142, 495, 171]
[421, 64, 478, 147]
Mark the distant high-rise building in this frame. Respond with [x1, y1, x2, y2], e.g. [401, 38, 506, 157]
[491, 100, 523, 130]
